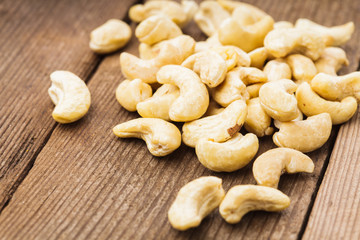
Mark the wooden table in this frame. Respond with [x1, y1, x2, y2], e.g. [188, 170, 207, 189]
[0, 0, 359, 239]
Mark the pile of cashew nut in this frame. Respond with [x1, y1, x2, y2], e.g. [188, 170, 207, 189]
[47, 0, 359, 232]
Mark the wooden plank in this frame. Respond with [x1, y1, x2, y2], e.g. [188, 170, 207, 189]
[0, 0, 359, 239]
[0, 0, 138, 209]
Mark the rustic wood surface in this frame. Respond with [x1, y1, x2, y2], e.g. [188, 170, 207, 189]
[0, 0, 359, 239]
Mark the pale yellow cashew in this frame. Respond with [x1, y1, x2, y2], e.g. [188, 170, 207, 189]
[113, 118, 181, 157]
[217, 0, 262, 13]
[248, 47, 268, 69]
[264, 28, 325, 60]
[168, 176, 225, 231]
[48, 71, 91, 124]
[274, 21, 294, 29]
[203, 100, 225, 117]
[219, 185, 290, 224]
[195, 33, 223, 53]
[311, 72, 360, 102]
[212, 46, 251, 71]
[295, 18, 354, 46]
[238, 67, 268, 85]
[253, 148, 314, 188]
[286, 54, 317, 83]
[120, 35, 195, 83]
[273, 113, 332, 152]
[136, 84, 179, 121]
[296, 82, 358, 125]
[315, 47, 349, 75]
[263, 59, 292, 82]
[259, 79, 299, 122]
[244, 98, 274, 137]
[246, 83, 265, 99]
[182, 100, 247, 148]
[273, 107, 303, 129]
[157, 65, 209, 122]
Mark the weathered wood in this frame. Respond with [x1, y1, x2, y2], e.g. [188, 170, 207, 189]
[0, 0, 138, 209]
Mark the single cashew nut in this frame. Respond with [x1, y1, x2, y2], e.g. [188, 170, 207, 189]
[315, 47, 349, 75]
[48, 71, 91, 123]
[219, 185, 290, 224]
[182, 100, 247, 148]
[120, 35, 195, 83]
[253, 148, 314, 188]
[296, 82, 358, 125]
[259, 79, 299, 122]
[113, 118, 181, 157]
[249, 47, 268, 69]
[273, 113, 332, 152]
[246, 83, 265, 99]
[157, 65, 209, 122]
[89, 19, 131, 54]
[311, 72, 360, 102]
[168, 176, 225, 231]
[238, 67, 268, 85]
[264, 28, 326, 60]
[286, 54, 317, 83]
[196, 133, 259, 172]
[203, 100, 225, 117]
[263, 59, 292, 82]
[212, 46, 251, 71]
[244, 98, 274, 137]
[274, 21, 294, 29]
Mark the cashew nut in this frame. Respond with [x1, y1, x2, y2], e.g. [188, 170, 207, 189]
[273, 107, 303, 129]
[168, 176, 225, 231]
[315, 47, 349, 75]
[195, 33, 223, 53]
[248, 47, 268, 69]
[286, 54, 317, 83]
[89, 19, 131, 54]
[157, 65, 209, 122]
[253, 148, 314, 188]
[203, 100, 224, 117]
[273, 113, 332, 152]
[182, 100, 247, 148]
[113, 118, 181, 157]
[274, 21, 294, 29]
[238, 67, 268, 85]
[246, 83, 265, 99]
[296, 82, 358, 125]
[212, 46, 251, 70]
[259, 79, 299, 121]
[219, 185, 290, 224]
[244, 98, 274, 137]
[120, 35, 195, 83]
[263, 59, 292, 82]
[48, 71, 91, 123]
[196, 133, 259, 172]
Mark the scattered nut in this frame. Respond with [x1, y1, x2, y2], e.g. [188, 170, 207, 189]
[213, 46, 251, 71]
[238, 67, 268, 85]
[286, 54, 317, 83]
[248, 47, 268, 69]
[315, 47, 349, 75]
[245, 98, 274, 137]
[263, 59, 292, 82]
[246, 83, 265, 99]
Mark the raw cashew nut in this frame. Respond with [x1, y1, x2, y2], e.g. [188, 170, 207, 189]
[263, 59, 292, 82]
[253, 148, 314, 188]
[194, 1, 230, 37]
[264, 28, 326, 60]
[182, 50, 227, 87]
[238, 67, 267, 85]
[196, 133, 259, 172]
[136, 84, 179, 121]
[249, 47, 268, 69]
[246, 83, 265, 98]
[203, 100, 224, 117]
[274, 107, 303, 129]
[311, 72, 360, 102]
[296, 82, 358, 125]
[135, 15, 182, 45]
[286, 54, 317, 83]
[244, 98, 274, 137]
[315, 47, 349, 75]
[113, 118, 181, 157]
[273, 113, 332, 152]
[259, 79, 299, 122]
[182, 100, 247, 148]
[195, 33, 223, 53]
[295, 19, 354, 46]
[157, 65, 209, 122]
[89, 19, 131, 54]
[219, 185, 290, 224]
[168, 176, 225, 231]
[120, 35, 195, 83]
[48, 71, 91, 123]
[212, 46, 251, 70]
[274, 21, 294, 29]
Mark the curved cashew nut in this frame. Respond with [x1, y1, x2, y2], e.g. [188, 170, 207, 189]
[219, 185, 290, 224]
[253, 148, 314, 188]
[249, 47, 269, 69]
[263, 59, 292, 82]
[238, 67, 268, 85]
[315, 47, 349, 75]
[113, 118, 181, 157]
[115, 79, 152, 112]
[182, 100, 247, 148]
[296, 82, 358, 124]
[89, 19, 131, 54]
[311, 72, 360, 102]
[274, 21, 294, 29]
[168, 176, 225, 231]
[120, 35, 195, 83]
[135, 15, 182, 45]
[295, 18, 354, 46]
[245, 98, 274, 137]
[246, 83, 265, 99]
[136, 84, 179, 121]
[286, 54, 317, 83]
[212, 46, 251, 71]
[196, 133, 259, 172]
[273, 113, 332, 152]
[274, 107, 303, 129]
[195, 33, 223, 53]
[48, 71, 91, 123]
[157, 65, 209, 122]
[259, 79, 299, 122]
[264, 28, 326, 60]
